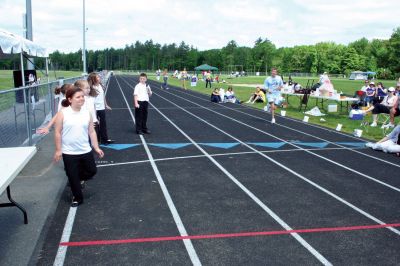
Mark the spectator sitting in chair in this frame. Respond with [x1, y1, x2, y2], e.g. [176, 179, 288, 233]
[374, 82, 387, 104]
[365, 81, 376, 105]
[366, 124, 400, 156]
[245, 86, 266, 104]
[395, 82, 400, 96]
[382, 92, 400, 129]
[361, 87, 397, 127]
[360, 80, 370, 92]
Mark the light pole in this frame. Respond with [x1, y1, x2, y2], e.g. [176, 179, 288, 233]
[25, 0, 34, 70]
[82, 0, 87, 74]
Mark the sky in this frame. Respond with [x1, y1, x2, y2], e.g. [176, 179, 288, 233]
[1, 0, 400, 53]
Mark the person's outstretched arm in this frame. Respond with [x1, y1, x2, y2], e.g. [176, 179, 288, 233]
[53, 112, 64, 162]
[88, 116, 104, 158]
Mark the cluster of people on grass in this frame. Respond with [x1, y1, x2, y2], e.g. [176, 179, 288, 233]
[210, 86, 241, 104]
[356, 80, 400, 129]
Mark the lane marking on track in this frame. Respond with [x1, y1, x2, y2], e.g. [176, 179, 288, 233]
[147, 78, 400, 169]
[60, 222, 400, 247]
[154, 84, 400, 193]
[115, 76, 201, 266]
[120, 77, 331, 266]
[96, 147, 364, 168]
[149, 88, 400, 238]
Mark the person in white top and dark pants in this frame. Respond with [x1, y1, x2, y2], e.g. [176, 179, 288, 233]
[133, 73, 152, 134]
[54, 86, 104, 207]
[88, 73, 114, 144]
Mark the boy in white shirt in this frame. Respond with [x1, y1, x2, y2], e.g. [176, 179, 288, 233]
[133, 73, 152, 134]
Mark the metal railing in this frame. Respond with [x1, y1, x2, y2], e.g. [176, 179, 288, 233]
[0, 76, 84, 147]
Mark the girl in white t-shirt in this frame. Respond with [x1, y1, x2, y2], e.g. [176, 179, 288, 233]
[53, 86, 104, 207]
[74, 79, 98, 126]
[88, 72, 114, 144]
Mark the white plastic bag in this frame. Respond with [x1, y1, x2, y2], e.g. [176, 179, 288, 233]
[305, 106, 325, 116]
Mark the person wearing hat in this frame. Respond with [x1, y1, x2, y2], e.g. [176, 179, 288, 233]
[362, 87, 397, 127]
[365, 81, 376, 105]
[382, 89, 400, 129]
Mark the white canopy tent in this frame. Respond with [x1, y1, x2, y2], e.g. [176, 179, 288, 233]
[0, 29, 49, 146]
[0, 28, 49, 87]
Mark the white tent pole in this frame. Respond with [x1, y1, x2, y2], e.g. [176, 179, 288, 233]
[20, 53, 25, 87]
[21, 52, 32, 145]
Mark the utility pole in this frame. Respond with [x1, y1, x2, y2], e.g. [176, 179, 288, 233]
[25, 0, 34, 70]
[82, 0, 87, 74]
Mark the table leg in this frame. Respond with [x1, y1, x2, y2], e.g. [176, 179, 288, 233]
[0, 186, 28, 224]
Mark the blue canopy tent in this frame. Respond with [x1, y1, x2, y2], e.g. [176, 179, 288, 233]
[349, 71, 376, 80]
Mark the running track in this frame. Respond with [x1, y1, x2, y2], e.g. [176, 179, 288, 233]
[37, 75, 400, 266]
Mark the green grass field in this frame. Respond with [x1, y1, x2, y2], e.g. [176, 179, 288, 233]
[146, 74, 399, 141]
[0, 70, 82, 90]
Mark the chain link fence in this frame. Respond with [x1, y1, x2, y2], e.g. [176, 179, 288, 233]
[0, 76, 85, 148]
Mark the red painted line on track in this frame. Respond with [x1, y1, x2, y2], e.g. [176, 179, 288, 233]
[60, 222, 400, 247]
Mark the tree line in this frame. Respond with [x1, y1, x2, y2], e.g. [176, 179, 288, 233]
[1, 28, 400, 79]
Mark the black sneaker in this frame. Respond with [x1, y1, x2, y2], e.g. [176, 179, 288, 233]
[71, 198, 83, 207]
[142, 130, 151, 134]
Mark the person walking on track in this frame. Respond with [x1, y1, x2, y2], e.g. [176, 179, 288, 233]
[53, 86, 104, 207]
[87, 72, 115, 144]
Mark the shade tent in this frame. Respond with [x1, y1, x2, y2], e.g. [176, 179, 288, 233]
[349, 71, 376, 80]
[0, 28, 49, 87]
[0, 29, 48, 57]
[194, 64, 219, 71]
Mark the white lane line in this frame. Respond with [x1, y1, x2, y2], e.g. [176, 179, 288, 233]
[53, 207, 77, 266]
[157, 88, 400, 193]
[120, 77, 331, 265]
[114, 76, 201, 266]
[150, 79, 400, 169]
[213, 99, 400, 169]
[159, 81, 362, 140]
[152, 91, 400, 237]
[97, 147, 364, 168]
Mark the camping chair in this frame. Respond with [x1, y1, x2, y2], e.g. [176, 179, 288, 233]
[299, 79, 312, 112]
[355, 90, 367, 107]
[378, 113, 391, 135]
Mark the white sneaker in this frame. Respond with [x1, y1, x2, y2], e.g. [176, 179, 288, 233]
[382, 123, 395, 129]
[271, 118, 276, 124]
[365, 142, 374, 148]
[370, 122, 377, 127]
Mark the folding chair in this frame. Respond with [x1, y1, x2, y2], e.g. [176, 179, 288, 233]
[378, 113, 391, 135]
[355, 90, 367, 107]
[299, 79, 312, 112]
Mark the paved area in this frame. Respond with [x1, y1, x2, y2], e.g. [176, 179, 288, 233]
[1, 74, 399, 265]
[0, 133, 66, 266]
